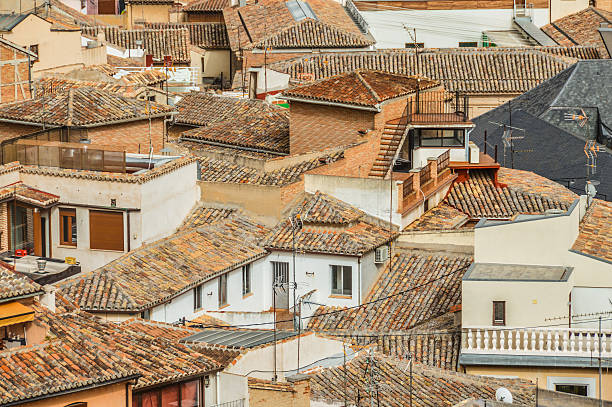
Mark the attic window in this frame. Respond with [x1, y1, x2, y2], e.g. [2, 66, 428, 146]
[286, 0, 317, 21]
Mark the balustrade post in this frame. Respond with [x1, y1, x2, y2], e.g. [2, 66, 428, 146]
[492, 330, 498, 351]
[546, 331, 552, 351]
[508, 330, 514, 351]
[586, 333, 591, 353]
[523, 329, 529, 351]
[500, 330, 506, 351]
[578, 332, 584, 353]
[475, 330, 481, 351]
[484, 330, 489, 351]
[531, 330, 536, 351]
[467, 329, 473, 350]
[554, 331, 559, 352]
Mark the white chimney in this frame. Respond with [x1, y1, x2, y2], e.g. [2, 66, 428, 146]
[40, 285, 56, 313]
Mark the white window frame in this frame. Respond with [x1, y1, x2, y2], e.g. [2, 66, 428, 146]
[193, 285, 202, 311]
[547, 376, 595, 398]
[242, 264, 251, 296]
[331, 265, 352, 296]
[218, 274, 228, 307]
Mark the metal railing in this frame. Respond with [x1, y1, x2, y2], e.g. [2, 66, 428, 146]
[419, 162, 431, 185]
[406, 91, 469, 124]
[402, 174, 414, 199]
[436, 150, 450, 173]
[344, 0, 369, 34]
[209, 399, 246, 407]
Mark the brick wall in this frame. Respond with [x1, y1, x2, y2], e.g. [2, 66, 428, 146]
[0, 203, 7, 252]
[249, 379, 310, 407]
[289, 102, 375, 155]
[186, 13, 225, 22]
[0, 43, 32, 105]
[0, 123, 40, 141]
[86, 118, 165, 154]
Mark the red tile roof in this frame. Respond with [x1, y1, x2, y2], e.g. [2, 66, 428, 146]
[179, 206, 236, 230]
[406, 203, 469, 231]
[145, 22, 230, 49]
[184, 0, 229, 12]
[0, 262, 43, 302]
[282, 70, 439, 108]
[542, 7, 612, 58]
[0, 182, 59, 207]
[571, 199, 612, 263]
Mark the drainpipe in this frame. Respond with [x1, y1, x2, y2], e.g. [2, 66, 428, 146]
[215, 371, 220, 404]
[358, 257, 361, 303]
[465, 128, 474, 162]
[163, 116, 173, 149]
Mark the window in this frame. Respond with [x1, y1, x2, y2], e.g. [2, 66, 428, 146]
[218, 273, 228, 307]
[29, 44, 39, 61]
[548, 376, 595, 398]
[405, 42, 424, 48]
[286, 0, 317, 21]
[555, 384, 588, 396]
[140, 309, 151, 320]
[193, 285, 202, 310]
[60, 209, 77, 247]
[242, 264, 251, 296]
[135, 380, 201, 407]
[89, 210, 124, 251]
[493, 301, 505, 326]
[459, 41, 478, 47]
[331, 265, 352, 296]
[416, 129, 465, 147]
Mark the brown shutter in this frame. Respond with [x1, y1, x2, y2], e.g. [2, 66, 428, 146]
[89, 210, 124, 251]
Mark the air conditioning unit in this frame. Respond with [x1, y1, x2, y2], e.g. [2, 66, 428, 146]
[374, 246, 389, 264]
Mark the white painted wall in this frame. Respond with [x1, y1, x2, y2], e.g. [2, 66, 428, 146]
[362, 8, 550, 49]
[412, 147, 465, 168]
[218, 372, 249, 406]
[571, 287, 612, 329]
[399, 229, 474, 247]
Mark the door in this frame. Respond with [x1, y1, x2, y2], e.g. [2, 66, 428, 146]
[272, 261, 289, 310]
[33, 211, 41, 257]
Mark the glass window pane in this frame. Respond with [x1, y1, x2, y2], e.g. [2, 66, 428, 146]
[70, 216, 77, 243]
[343, 266, 352, 295]
[331, 266, 340, 293]
[161, 384, 179, 407]
[180, 380, 201, 407]
[420, 129, 441, 146]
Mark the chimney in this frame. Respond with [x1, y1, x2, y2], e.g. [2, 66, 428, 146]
[40, 285, 56, 313]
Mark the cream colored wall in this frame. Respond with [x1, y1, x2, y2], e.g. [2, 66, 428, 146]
[468, 94, 517, 119]
[399, 229, 474, 247]
[199, 181, 282, 221]
[465, 365, 612, 401]
[20, 382, 131, 407]
[3, 15, 83, 77]
[550, 0, 590, 21]
[203, 50, 230, 80]
[127, 4, 171, 28]
[462, 278, 572, 327]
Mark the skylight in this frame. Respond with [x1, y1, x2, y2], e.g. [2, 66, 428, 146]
[286, 0, 317, 21]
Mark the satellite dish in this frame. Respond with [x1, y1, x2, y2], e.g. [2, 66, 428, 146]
[496, 387, 513, 404]
[586, 181, 598, 198]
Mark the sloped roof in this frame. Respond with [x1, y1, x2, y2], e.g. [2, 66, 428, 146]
[58, 214, 269, 312]
[180, 109, 289, 154]
[253, 18, 374, 49]
[0, 263, 43, 302]
[223, 0, 370, 51]
[179, 206, 236, 231]
[184, 0, 229, 12]
[283, 70, 438, 108]
[264, 192, 396, 256]
[0, 36, 37, 58]
[406, 203, 469, 231]
[145, 22, 229, 49]
[271, 47, 599, 95]
[0, 87, 173, 127]
[82, 26, 191, 63]
[308, 251, 471, 331]
[542, 7, 612, 58]
[571, 199, 612, 263]
[0, 182, 59, 207]
[0, 14, 29, 31]
[309, 352, 536, 407]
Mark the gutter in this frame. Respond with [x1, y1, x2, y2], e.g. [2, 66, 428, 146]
[278, 95, 381, 112]
[0, 290, 46, 305]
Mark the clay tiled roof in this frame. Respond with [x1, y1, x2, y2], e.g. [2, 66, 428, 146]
[253, 18, 374, 49]
[264, 192, 395, 255]
[180, 109, 289, 154]
[271, 47, 599, 95]
[174, 92, 284, 126]
[249, 377, 295, 392]
[283, 70, 438, 108]
[0, 262, 43, 302]
[406, 203, 469, 231]
[0, 182, 59, 207]
[184, 0, 229, 12]
[571, 199, 612, 263]
[0, 87, 173, 127]
[309, 352, 536, 407]
[145, 22, 229, 49]
[82, 26, 191, 63]
[198, 150, 344, 186]
[42, 311, 229, 389]
[35, 77, 134, 97]
[0, 340, 138, 405]
[542, 7, 612, 58]
[58, 214, 269, 312]
[47, 0, 108, 27]
[446, 169, 574, 219]
[308, 251, 472, 331]
[125, 0, 175, 4]
[179, 206, 236, 230]
[107, 54, 144, 67]
[223, 0, 369, 51]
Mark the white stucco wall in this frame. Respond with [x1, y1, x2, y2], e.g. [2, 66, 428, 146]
[412, 146, 465, 168]
[362, 8, 550, 49]
[218, 372, 249, 406]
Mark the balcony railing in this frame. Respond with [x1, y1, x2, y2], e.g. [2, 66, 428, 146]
[210, 399, 245, 407]
[436, 150, 450, 173]
[406, 91, 469, 124]
[462, 327, 612, 357]
[419, 162, 432, 185]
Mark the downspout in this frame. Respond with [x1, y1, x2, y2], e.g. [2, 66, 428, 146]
[27, 54, 32, 98]
[126, 210, 130, 252]
[215, 371, 220, 404]
[464, 128, 473, 162]
[358, 257, 361, 303]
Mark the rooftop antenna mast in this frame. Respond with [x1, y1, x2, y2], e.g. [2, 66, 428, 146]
[563, 108, 603, 179]
[489, 120, 526, 168]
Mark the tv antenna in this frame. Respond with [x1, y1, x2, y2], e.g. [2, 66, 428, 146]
[489, 121, 526, 168]
[560, 107, 604, 178]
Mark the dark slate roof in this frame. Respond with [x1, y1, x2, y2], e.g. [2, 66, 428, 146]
[309, 352, 537, 407]
[182, 328, 298, 349]
[0, 14, 29, 31]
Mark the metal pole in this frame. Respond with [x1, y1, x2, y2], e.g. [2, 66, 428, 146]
[292, 219, 297, 331]
[297, 299, 301, 374]
[273, 277, 277, 381]
[410, 355, 413, 407]
[599, 316, 603, 407]
[344, 344, 348, 407]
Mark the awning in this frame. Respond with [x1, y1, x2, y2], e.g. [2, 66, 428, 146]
[0, 301, 34, 328]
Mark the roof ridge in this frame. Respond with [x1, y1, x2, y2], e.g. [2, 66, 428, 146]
[354, 70, 381, 102]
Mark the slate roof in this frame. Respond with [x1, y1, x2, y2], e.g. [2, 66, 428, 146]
[270, 47, 599, 95]
[308, 251, 472, 332]
[58, 214, 269, 312]
[145, 22, 229, 49]
[309, 352, 536, 407]
[0, 87, 173, 127]
[180, 109, 289, 154]
[223, 0, 370, 51]
[0, 340, 138, 405]
[0, 14, 29, 31]
[542, 7, 612, 58]
[283, 70, 438, 108]
[571, 199, 612, 263]
[199, 150, 344, 186]
[470, 61, 612, 201]
[446, 169, 574, 220]
[264, 192, 395, 255]
[0, 262, 43, 302]
[82, 26, 191, 63]
[184, 0, 229, 12]
[174, 92, 284, 126]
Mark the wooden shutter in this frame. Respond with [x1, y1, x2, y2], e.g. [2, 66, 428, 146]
[89, 210, 124, 251]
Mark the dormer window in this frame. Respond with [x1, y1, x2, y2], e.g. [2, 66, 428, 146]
[286, 0, 317, 21]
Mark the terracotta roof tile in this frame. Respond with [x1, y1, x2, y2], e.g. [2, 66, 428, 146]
[0, 182, 59, 207]
[82, 27, 191, 63]
[406, 204, 469, 231]
[145, 22, 229, 48]
[264, 192, 396, 255]
[571, 199, 612, 263]
[308, 251, 472, 331]
[271, 47, 599, 95]
[248, 377, 295, 391]
[58, 214, 270, 312]
[0, 262, 43, 301]
[180, 109, 289, 154]
[184, 0, 229, 12]
[283, 70, 438, 108]
[542, 7, 612, 58]
[309, 352, 536, 406]
[179, 206, 236, 230]
[0, 87, 173, 126]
